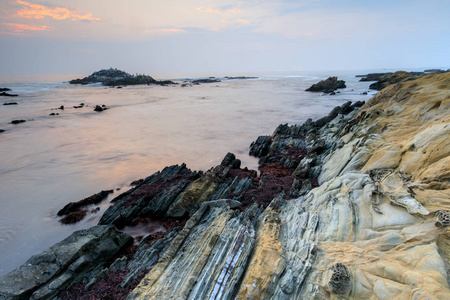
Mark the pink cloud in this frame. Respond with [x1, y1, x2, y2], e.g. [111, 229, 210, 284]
[16, 0, 100, 21]
[2, 22, 54, 34]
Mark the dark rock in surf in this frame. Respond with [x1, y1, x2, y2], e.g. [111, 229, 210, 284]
[58, 190, 114, 217]
[94, 105, 106, 112]
[11, 120, 26, 124]
[3, 102, 18, 105]
[69, 68, 176, 86]
[306, 76, 346, 94]
[368, 71, 417, 91]
[356, 72, 393, 82]
[0, 92, 18, 97]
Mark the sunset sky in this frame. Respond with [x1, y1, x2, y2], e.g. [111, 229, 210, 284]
[0, 0, 449, 76]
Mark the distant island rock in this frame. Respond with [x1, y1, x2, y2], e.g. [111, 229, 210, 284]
[69, 68, 176, 86]
[305, 76, 346, 94]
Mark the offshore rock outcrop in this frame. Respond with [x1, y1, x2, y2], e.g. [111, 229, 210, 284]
[1, 72, 449, 299]
[306, 76, 346, 94]
[69, 68, 176, 86]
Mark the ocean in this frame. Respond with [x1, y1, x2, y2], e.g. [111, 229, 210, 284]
[0, 70, 376, 276]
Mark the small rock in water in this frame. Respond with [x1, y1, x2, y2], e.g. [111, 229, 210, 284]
[0, 92, 18, 97]
[73, 103, 85, 109]
[3, 102, 18, 105]
[94, 105, 104, 112]
[11, 120, 26, 124]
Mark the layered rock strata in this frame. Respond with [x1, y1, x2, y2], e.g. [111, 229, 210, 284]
[1, 72, 449, 299]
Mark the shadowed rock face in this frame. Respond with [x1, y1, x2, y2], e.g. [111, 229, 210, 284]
[2, 72, 450, 300]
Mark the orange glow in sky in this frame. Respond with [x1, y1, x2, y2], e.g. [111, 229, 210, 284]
[16, 0, 100, 21]
[3, 22, 53, 33]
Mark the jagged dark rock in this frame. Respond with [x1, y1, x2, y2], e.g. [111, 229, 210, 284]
[3, 102, 17, 105]
[0, 225, 132, 300]
[356, 72, 393, 82]
[11, 119, 26, 124]
[99, 164, 199, 227]
[305, 76, 346, 93]
[57, 190, 114, 224]
[69, 68, 176, 86]
[0, 88, 11, 92]
[368, 71, 417, 90]
[328, 263, 351, 295]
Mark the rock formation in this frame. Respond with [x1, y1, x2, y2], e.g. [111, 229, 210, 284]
[1, 72, 449, 299]
[0, 226, 132, 299]
[306, 76, 346, 94]
[69, 68, 176, 86]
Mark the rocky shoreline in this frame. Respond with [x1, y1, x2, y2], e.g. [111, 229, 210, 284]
[1, 72, 449, 299]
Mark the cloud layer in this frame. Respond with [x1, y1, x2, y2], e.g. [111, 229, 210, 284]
[0, 0, 449, 75]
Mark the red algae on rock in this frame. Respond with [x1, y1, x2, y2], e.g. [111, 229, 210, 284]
[59, 270, 145, 300]
[59, 210, 88, 224]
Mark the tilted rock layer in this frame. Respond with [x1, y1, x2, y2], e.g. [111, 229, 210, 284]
[1, 72, 449, 300]
[129, 72, 450, 299]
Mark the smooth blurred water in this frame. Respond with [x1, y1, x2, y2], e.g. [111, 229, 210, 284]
[0, 71, 375, 276]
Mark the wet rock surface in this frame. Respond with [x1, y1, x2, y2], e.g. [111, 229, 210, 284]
[57, 190, 114, 224]
[1, 72, 450, 299]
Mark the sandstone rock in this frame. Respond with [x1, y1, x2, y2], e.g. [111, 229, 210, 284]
[126, 72, 450, 299]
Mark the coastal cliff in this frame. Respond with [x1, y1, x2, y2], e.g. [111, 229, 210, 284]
[1, 72, 449, 299]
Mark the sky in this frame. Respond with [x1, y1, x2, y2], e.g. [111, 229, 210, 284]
[0, 0, 449, 76]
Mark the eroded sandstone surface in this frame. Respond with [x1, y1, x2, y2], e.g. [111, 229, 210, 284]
[1, 72, 449, 299]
